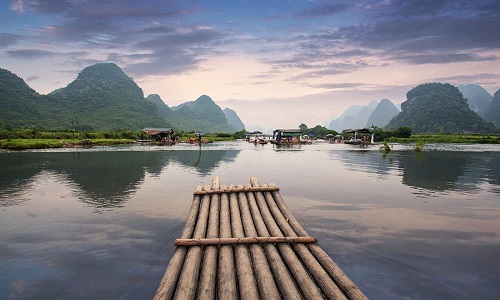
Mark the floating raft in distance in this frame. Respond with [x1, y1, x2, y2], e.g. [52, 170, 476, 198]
[154, 176, 367, 300]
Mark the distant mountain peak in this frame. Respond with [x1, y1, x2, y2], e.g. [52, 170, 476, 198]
[147, 94, 170, 109]
[484, 89, 500, 126]
[458, 83, 492, 117]
[69, 62, 137, 89]
[328, 101, 378, 131]
[194, 95, 218, 107]
[365, 99, 400, 128]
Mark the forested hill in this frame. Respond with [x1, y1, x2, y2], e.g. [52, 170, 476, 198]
[48, 63, 169, 131]
[147, 94, 238, 132]
[223, 108, 245, 131]
[0, 63, 244, 132]
[484, 89, 500, 127]
[385, 83, 495, 133]
[172, 95, 236, 132]
[0, 68, 61, 129]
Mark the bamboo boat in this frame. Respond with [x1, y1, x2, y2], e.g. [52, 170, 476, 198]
[154, 176, 367, 300]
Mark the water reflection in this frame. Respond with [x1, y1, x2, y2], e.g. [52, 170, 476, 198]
[334, 150, 398, 176]
[0, 150, 240, 208]
[399, 151, 473, 191]
[334, 150, 500, 194]
[170, 149, 239, 173]
[1, 143, 500, 299]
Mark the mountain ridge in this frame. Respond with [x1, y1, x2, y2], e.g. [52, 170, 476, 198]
[0, 63, 244, 132]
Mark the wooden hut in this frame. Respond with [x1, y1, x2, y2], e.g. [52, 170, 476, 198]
[141, 128, 176, 144]
[154, 176, 366, 299]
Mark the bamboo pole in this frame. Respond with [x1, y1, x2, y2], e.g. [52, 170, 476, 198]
[196, 178, 221, 299]
[175, 236, 317, 246]
[173, 185, 212, 300]
[247, 181, 303, 300]
[218, 184, 237, 299]
[229, 185, 260, 300]
[270, 186, 368, 300]
[193, 185, 279, 195]
[238, 184, 281, 300]
[252, 179, 324, 299]
[154, 186, 203, 300]
[262, 186, 347, 299]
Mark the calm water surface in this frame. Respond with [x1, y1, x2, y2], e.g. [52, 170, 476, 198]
[1, 141, 499, 299]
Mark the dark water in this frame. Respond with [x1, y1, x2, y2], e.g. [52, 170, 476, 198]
[1, 142, 499, 299]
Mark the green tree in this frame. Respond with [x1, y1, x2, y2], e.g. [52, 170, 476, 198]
[395, 126, 412, 138]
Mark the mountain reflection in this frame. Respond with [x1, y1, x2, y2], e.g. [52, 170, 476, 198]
[399, 152, 473, 191]
[171, 149, 238, 173]
[334, 150, 396, 176]
[335, 150, 500, 192]
[0, 150, 239, 207]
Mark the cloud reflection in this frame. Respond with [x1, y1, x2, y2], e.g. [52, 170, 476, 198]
[0, 150, 239, 208]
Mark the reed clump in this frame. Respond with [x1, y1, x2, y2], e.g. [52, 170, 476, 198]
[414, 140, 425, 152]
[379, 140, 391, 153]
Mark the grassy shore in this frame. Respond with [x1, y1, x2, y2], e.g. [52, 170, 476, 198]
[0, 129, 245, 150]
[2, 131, 499, 150]
[0, 137, 235, 150]
[0, 138, 137, 150]
[388, 134, 500, 144]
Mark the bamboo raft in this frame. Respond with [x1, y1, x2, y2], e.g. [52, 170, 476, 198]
[154, 177, 367, 300]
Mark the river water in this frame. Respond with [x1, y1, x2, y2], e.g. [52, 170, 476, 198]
[1, 141, 499, 299]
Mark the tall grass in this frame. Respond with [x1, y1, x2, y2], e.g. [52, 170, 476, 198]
[414, 140, 425, 152]
[379, 140, 391, 153]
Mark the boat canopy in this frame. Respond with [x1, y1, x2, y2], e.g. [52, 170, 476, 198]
[142, 128, 174, 136]
[272, 129, 301, 137]
[247, 131, 263, 135]
[345, 128, 372, 134]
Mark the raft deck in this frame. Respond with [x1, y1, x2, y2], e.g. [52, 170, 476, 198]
[154, 177, 367, 299]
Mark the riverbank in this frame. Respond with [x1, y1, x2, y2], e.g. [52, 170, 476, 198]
[2, 132, 499, 150]
[388, 134, 500, 144]
[0, 138, 137, 150]
[0, 130, 242, 150]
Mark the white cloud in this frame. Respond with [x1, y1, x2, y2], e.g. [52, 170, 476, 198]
[10, 0, 25, 13]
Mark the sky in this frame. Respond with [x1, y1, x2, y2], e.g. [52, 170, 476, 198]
[1, 0, 499, 132]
